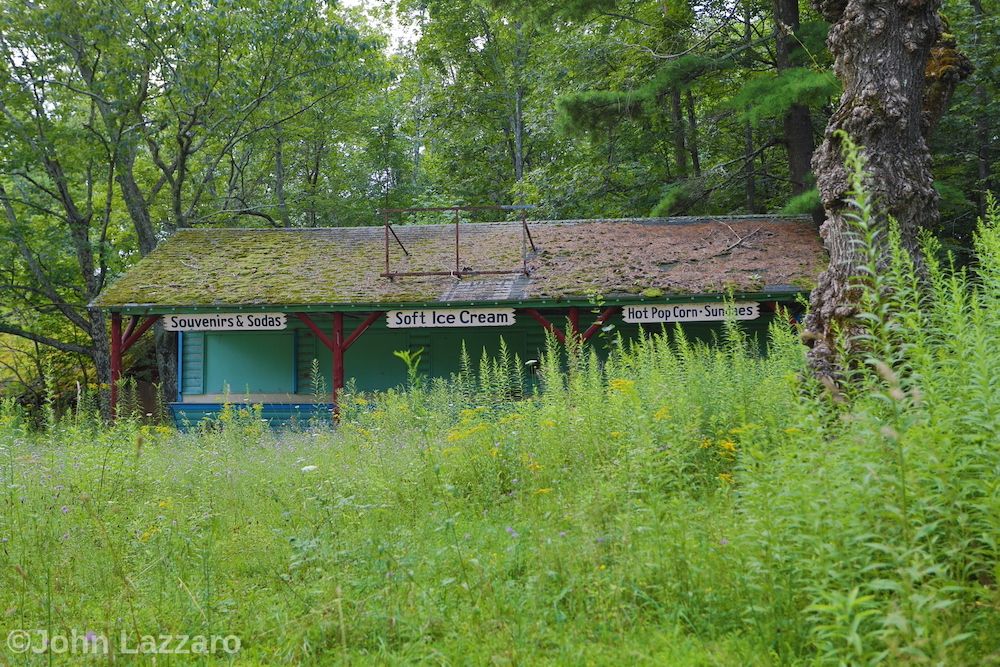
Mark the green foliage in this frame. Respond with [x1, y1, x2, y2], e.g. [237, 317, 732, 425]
[730, 68, 840, 126]
[3, 193, 1000, 662]
[781, 187, 821, 215]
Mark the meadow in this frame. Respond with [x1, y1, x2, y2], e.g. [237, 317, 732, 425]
[2, 204, 1000, 665]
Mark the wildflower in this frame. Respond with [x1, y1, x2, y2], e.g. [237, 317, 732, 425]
[610, 431, 623, 439]
[534, 488, 553, 495]
[489, 447, 499, 458]
[61, 506, 69, 514]
[717, 439, 737, 454]
[301, 465, 318, 473]
[158, 498, 173, 510]
[598, 564, 606, 570]
[460, 407, 487, 420]
[653, 405, 670, 421]
[84, 631, 98, 644]
[139, 527, 160, 543]
[719, 537, 729, 546]
[699, 438, 712, 449]
[542, 419, 556, 428]
[505, 526, 519, 539]
[498, 412, 522, 425]
[718, 472, 734, 485]
[609, 378, 635, 393]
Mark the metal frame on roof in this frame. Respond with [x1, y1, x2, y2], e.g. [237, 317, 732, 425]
[379, 204, 537, 279]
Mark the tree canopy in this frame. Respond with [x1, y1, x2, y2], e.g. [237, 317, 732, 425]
[0, 0, 995, 406]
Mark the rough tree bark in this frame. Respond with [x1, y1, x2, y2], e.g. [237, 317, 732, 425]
[804, 0, 971, 379]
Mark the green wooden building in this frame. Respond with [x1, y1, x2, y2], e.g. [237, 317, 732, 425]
[92, 214, 825, 425]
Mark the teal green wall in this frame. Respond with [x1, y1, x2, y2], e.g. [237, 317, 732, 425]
[203, 331, 296, 394]
[180, 310, 778, 398]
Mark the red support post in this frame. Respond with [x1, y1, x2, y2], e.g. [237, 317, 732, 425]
[343, 311, 384, 351]
[580, 307, 620, 342]
[110, 312, 122, 420]
[568, 307, 580, 339]
[332, 312, 345, 415]
[121, 315, 160, 353]
[121, 315, 139, 343]
[523, 308, 566, 344]
[295, 313, 334, 350]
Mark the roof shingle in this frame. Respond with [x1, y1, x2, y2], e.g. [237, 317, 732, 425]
[93, 216, 826, 309]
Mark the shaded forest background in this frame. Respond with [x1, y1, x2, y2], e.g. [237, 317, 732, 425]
[0, 0, 996, 408]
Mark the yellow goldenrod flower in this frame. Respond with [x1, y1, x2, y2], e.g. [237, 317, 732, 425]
[718, 472, 734, 485]
[717, 439, 737, 453]
[609, 378, 636, 393]
[653, 405, 670, 421]
[139, 526, 160, 543]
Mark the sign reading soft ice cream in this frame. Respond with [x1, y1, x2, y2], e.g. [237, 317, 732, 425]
[623, 302, 759, 324]
[164, 313, 287, 331]
[387, 308, 516, 328]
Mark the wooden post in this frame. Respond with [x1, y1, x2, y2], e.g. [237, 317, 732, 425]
[332, 312, 345, 415]
[110, 312, 122, 420]
[568, 307, 580, 339]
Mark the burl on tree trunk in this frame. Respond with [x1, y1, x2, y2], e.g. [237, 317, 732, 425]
[803, 0, 971, 379]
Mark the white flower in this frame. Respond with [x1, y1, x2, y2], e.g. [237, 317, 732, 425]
[300, 465, 318, 473]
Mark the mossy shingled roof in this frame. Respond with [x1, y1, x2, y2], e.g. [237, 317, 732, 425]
[93, 216, 826, 309]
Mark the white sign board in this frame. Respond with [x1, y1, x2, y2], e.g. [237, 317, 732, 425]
[163, 313, 287, 331]
[387, 308, 516, 328]
[623, 302, 759, 324]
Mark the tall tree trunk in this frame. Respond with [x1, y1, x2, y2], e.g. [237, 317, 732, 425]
[685, 89, 701, 177]
[970, 0, 991, 219]
[88, 308, 113, 419]
[804, 0, 945, 378]
[744, 119, 757, 212]
[307, 140, 323, 227]
[773, 0, 816, 200]
[275, 132, 291, 227]
[117, 148, 158, 256]
[670, 88, 689, 177]
[512, 86, 525, 183]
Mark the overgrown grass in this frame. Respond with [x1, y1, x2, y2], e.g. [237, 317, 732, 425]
[2, 200, 1000, 663]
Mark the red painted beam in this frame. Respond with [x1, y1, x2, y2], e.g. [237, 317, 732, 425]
[121, 315, 139, 343]
[568, 307, 580, 338]
[581, 307, 620, 342]
[296, 312, 334, 351]
[523, 308, 566, 344]
[332, 312, 345, 391]
[121, 315, 160, 353]
[110, 313, 122, 420]
[343, 311, 384, 351]
[332, 312, 345, 419]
